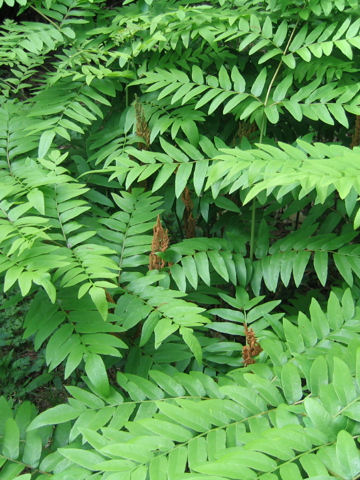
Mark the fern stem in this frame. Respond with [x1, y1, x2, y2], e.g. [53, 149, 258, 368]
[6, 130, 11, 173]
[175, 210, 185, 239]
[30, 5, 61, 30]
[249, 199, 256, 260]
[266, 19, 300, 108]
[250, 19, 300, 261]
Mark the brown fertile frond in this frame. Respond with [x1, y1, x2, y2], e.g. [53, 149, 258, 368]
[149, 215, 169, 270]
[105, 290, 115, 304]
[231, 121, 257, 146]
[135, 96, 150, 150]
[242, 323, 262, 366]
[105, 289, 116, 314]
[181, 187, 196, 238]
[182, 186, 193, 210]
[350, 115, 360, 149]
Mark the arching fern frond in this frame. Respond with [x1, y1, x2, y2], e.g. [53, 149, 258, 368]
[97, 188, 163, 271]
[19, 308, 360, 479]
[206, 141, 360, 208]
[133, 66, 360, 127]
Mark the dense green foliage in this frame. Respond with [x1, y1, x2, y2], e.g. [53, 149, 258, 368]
[2, 0, 360, 478]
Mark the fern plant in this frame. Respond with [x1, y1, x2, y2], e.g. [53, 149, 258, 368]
[2, 0, 360, 478]
[3, 288, 360, 478]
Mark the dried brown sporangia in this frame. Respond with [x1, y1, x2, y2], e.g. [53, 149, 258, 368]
[242, 323, 263, 366]
[135, 96, 150, 150]
[149, 215, 169, 270]
[231, 120, 257, 146]
[350, 115, 360, 149]
[181, 186, 196, 238]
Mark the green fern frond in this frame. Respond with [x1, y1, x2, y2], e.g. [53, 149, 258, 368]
[23, 288, 127, 378]
[20, 319, 360, 479]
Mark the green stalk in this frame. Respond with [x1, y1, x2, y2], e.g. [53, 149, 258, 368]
[249, 200, 257, 260]
[249, 118, 264, 261]
[248, 20, 299, 261]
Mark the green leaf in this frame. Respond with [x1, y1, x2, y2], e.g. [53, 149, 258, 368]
[65, 344, 84, 379]
[85, 353, 110, 397]
[170, 263, 187, 292]
[259, 47, 282, 64]
[335, 39, 353, 59]
[195, 88, 221, 109]
[181, 120, 199, 145]
[264, 104, 279, 124]
[4, 266, 23, 292]
[289, 24, 308, 51]
[208, 91, 233, 114]
[192, 65, 204, 84]
[150, 456, 167, 480]
[354, 207, 360, 229]
[304, 398, 334, 436]
[28, 404, 82, 430]
[149, 370, 185, 396]
[157, 402, 209, 432]
[188, 437, 207, 470]
[281, 362, 302, 403]
[327, 103, 349, 127]
[66, 386, 105, 409]
[313, 251, 328, 286]
[182, 255, 198, 289]
[297, 46, 311, 62]
[168, 445, 187, 479]
[0, 464, 24, 479]
[195, 460, 256, 479]
[180, 327, 202, 364]
[3, 418, 19, 459]
[292, 250, 311, 286]
[333, 357, 356, 404]
[334, 253, 353, 286]
[89, 286, 108, 321]
[273, 20, 288, 47]
[120, 373, 164, 400]
[140, 311, 160, 347]
[218, 65, 232, 90]
[273, 74, 293, 102]
[244, 373, 284, 406]
[27, 188, 45, 215]
[282, 53, 296, 69]
[141, 419, 191, 443]
[59, 118, 84, 134]
[240, 100, 262, 120]
[153, 164, 177, 192]
[231, 66, 246, 92]
[251, 68, 267, 97]
[208, 250, 229, 281]
[283, 318, 304, 354]
[22, 431, 43, 468]
[38, 130, 55, 158]
[58, 448, 105, 469]
[262, 16, 273, 38]
[154, 318, 178, 348]
[175, 163, 193, 198]
[68, 231, 96, 248]
[283, 99, 302, 120]
[336, 430, 360, 479]
[280, 463, 302, 480]
[223, 93, 248, 114]
[310, 356, 328, 396]
[193, 159, 209, 195]
[18, 272, 33, 297]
